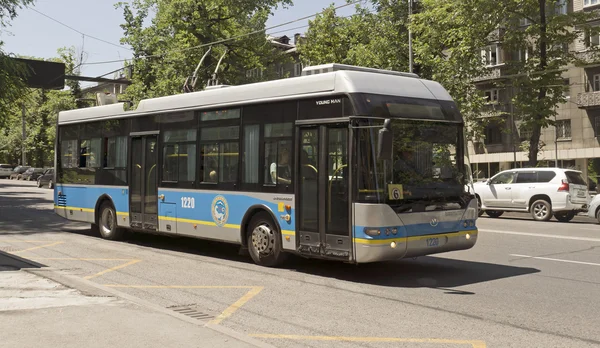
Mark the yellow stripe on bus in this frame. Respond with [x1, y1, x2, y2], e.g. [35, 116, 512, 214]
[54, 205, 95, 213]
[354, 230, 477, 245]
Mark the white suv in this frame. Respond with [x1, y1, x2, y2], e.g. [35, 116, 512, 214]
[474, 168, 589, 222]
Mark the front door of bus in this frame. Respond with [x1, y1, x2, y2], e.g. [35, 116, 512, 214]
[297, 124, 351, 260]
[129, 133, 158, 231]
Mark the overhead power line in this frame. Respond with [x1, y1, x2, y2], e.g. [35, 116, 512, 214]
[80, 0, 364, 67]
[28, 7, 132, 52]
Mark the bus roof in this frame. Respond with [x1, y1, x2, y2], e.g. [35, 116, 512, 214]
[58, 66, 454, 125]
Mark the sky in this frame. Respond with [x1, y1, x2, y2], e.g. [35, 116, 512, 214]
[0, 0, 357, 89]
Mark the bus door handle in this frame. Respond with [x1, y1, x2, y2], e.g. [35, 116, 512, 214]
[504, 187, 511, 190]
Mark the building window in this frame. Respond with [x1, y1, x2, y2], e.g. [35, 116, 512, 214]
[593, 74, 600, 92]
[585, 27, 600, 48]
[481, 45, 502, 66]
[555, 0, 567, 14]
[518, 47, 530, 62]
[584, 0, 600, 7]
[519, 18, 531, 26]
[563, 79, 570, 98]
[556, 120, 571, 140]
[594, 116, 600, 137]
[484, 124, 503, 145]
[484, 89, 499, 103]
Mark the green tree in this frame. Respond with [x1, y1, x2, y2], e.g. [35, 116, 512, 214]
[412, 0, 597, 166]
[0, 0, 34, 127]
[116, 0, 293, 105]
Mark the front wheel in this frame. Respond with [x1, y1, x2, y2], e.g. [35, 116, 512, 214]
[36, 180, 42, 188]
[97, 202, 125, 240]
[555, 211, 575, 223]
[531, 199, 552, 221]
[486, 210, 504, 218]
[247, 212, 287, 267]
[477, 198, 484, 217]
[48, 180, 53, 189]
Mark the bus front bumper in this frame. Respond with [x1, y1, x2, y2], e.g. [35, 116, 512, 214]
[354, 229, 478, 263]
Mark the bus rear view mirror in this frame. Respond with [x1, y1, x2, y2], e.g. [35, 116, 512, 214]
[377, 119, 393, 161]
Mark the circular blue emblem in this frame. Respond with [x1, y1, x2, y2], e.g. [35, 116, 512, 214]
[211, 195, 229, 227]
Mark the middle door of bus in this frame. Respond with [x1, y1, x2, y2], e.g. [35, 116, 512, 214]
[296, 123, 351, 260]
[129, 132, 159, 231]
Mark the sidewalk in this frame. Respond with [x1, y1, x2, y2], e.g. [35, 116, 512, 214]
[0, 251, 275, 348]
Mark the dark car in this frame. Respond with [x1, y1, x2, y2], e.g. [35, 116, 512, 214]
[9, 166, 31, 180]
[37, 168, 54, 189]
[21, 167, 45, 181]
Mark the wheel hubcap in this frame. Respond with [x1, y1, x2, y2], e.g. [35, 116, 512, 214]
[251, 224, 275, 255]
[101, 209, 115, 235]
[534, 204, 548, 218]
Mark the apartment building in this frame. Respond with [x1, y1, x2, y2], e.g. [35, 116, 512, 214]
[470, 0, 600, 182]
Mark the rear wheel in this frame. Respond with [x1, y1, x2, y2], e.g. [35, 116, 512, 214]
[98, 202, 125, 240]
[555, 211, 575, 223]
[596, 208, 600, 224]
[36, 179, 42, 188]
[247, 212, 287, 267]
[531, 199, 552, 221]
[477, 197, 484, 217]
[486, 210, 504, 218]
[48, 180, 53, 189]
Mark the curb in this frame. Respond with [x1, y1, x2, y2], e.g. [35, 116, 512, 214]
[25, 268, 278, 348]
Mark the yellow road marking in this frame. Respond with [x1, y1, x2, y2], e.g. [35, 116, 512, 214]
[250, 334, 486, 348]
[102, 284, 263, 325]
[84, 259, 141, 280]
[104, 285, 255, 289]
[210, 286, 263, 325]
[12, 242, 64, 253]
[38, 258, 134, 261]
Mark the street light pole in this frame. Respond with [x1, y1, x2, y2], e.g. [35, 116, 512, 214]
[21, 104, 26, 166]
[408, 0, 413, 74]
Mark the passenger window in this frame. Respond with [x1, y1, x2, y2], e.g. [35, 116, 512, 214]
[200, 126, 239, 183]
[263, 123, 293, 186]
[537, 171, 556, 183]
[490, 172, 515, 184]
[516, 172, 537, 183]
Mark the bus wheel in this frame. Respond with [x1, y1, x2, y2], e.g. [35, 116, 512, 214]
[98, 202, 125, 241]
[247, 212, 287, 267]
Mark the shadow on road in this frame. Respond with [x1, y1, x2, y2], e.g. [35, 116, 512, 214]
[0, 250, 46, 271]
[479, 214, 594, 225]
[1, 181, 539, 292]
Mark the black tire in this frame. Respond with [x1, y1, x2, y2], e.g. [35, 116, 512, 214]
[486, 210, 504, 218]
[531, 199, 552, 221]
[555, 211, 575, 223]
[48, 180, 53, 189]
[36, 180, 42, 188]
[477, 197, 484, 217]
[97, 202, 125, 240]
[596, 208, 600, 224]
[246, 212, 287, 267]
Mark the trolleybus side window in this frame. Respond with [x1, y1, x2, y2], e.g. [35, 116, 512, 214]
[264, 123, 293, 186]
[243, 124, 260, 184]
[200, 126, 239, 184]
[162, 129, 197, 183]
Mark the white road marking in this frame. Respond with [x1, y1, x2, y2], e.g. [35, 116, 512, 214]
[510, 254, 600, 267]
[480, 229, 600, 242]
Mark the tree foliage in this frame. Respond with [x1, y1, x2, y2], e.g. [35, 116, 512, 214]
[0, 48, 79, 167]
[0, 0, 34, 127]
[116, 0, 293, 105]
[412, 0, 597, 166]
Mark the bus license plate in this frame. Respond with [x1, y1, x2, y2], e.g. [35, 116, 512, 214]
[425, 236, 447, 247]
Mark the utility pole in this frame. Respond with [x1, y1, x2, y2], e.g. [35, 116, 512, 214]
[21, 104, 26, 166]
[408, 0, 414, 74]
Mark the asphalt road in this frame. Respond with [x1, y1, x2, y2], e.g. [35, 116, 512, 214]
[1, 180, 600, 348]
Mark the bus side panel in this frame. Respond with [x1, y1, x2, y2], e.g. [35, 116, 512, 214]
[53, 184, 129, 227]
[158, 189, 296, 249]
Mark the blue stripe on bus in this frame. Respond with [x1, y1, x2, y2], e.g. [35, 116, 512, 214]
[55, 184, 475, 239]
[54, 185, 294, 230]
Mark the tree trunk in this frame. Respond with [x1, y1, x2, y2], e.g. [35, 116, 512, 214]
[528, 0, 547, 167]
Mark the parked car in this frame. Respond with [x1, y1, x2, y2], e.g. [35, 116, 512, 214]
[9, 166, 31, 180]
[0, 164, 14, 178]
[37, 168, 54, 189]
[474, 167, 589, 222]
[21, 167, 45, 181]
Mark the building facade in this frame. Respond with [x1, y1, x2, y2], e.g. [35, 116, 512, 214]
[470, 0, 600, 183]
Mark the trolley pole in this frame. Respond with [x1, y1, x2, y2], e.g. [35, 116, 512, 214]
[408, 0, 413, 74]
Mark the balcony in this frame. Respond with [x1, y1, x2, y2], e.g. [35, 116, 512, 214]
[479, 103, 511, 117]
[575, 50, 600, 67]
[472, 65, 505, 82]
[576, 91, 600, 108]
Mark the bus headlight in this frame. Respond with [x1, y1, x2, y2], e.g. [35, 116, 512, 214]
[364, 228, 381, 236]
